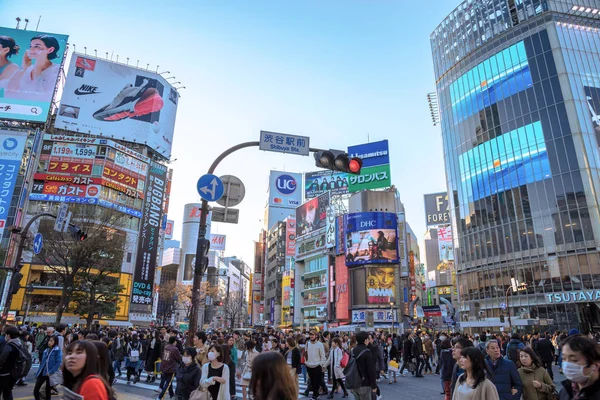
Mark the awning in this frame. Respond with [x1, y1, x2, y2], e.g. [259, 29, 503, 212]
[98, 320, 132, 327]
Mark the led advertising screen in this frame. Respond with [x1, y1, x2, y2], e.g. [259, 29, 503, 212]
[347, 140, 391, 192]
[344, 212, 399, 267]
[458, 120, 551, 202]
[366, 266, 395, 304]
[584, 86, 600, 146]
[450, 41, 533, 123]
[55, 54, 179, 158]
[0, 27, 69, 122]
[296, 192, 329, 238]
[304, 170, 348, 199]
[0, 130, 28, 228]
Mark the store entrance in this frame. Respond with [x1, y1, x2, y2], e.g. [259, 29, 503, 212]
[578, 303, 600, 333]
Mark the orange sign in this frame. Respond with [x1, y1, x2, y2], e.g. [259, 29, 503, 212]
[103, 164, 138, 188]
[48, 161, 92, 175]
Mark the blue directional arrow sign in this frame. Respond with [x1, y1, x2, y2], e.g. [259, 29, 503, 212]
[197, 174, 224, 202]
[33, 233, 43, 255]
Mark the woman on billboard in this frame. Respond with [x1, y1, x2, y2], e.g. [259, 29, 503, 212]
[7, 34, 61, 100]
[0, 36, 19, 84]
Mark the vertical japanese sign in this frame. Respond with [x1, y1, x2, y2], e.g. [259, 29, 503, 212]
[325, 205, 336, 248]
[397, 212, 408, 277]
[131, 161, 167, 311]
[0, 130, 27, 228]
[285, 218, 296, 256]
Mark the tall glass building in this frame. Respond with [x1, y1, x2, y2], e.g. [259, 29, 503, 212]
[431, 0, 600, 332]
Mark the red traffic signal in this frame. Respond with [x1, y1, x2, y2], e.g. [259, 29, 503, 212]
[69, 226, 87, 241]
[314, 150, 362, 175]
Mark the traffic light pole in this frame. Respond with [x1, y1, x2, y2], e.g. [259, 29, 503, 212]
[188, 141, 327, 343]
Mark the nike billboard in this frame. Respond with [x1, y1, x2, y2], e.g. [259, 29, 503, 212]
[55, 54, 179, 158]
[0, 27, 69, 123]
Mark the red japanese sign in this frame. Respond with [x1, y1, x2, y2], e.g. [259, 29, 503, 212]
[40, 182, 100, 198]
[103, 163, 138, 188]
[47, 161, 93, 175]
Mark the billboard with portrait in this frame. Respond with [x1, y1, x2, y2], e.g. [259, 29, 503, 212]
[344, 212, 399, 267]
[0, 27, 69, 123]
[296, 192, 329, 238]
[437, 226, 454, 262]
[304, 170, 348, 199]
[268, 170, 302, 209]
[366, 266, 396, 304]
[55, 54, 179, 158]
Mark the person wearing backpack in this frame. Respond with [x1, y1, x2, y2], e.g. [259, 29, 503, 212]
[0, 325, 30, 400]
[345, 331, 377, 400]
[506, 333, 525, 364]
[125, 334, 143, 384]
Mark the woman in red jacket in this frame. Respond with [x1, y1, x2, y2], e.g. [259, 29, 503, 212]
[62, 340, 113, 400]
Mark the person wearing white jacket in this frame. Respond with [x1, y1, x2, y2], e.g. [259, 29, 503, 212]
[200, 344, 231, 400]
[325, 338, 348, 398]
[304, 330, 327, 400]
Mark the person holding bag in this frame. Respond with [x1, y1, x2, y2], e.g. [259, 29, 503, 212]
[325, 338, 348, 398]
[200, 344, 230, 400]
[239, 340, 258, 400]
[34, 335, 62, 400]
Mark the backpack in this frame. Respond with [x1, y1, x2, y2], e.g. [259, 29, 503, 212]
[343, 348, 369, 390]
[9, 342, 32, 380]
[129, 342, 141, 362]
[506, 342, 520, 364]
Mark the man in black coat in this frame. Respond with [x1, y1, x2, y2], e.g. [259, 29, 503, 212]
[413, 332, 425, 377]
[534, 333, 555, 380]
[399, 332, 413, 375]
[351, 331, 378, 400]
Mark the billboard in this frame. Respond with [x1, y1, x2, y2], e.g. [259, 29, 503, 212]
[458, 120, 551, 202]
[0, 130, 28, 228]
[55, 54, 179, 158]
[325, 206, 336, 249]
[268, 171, 302, 209]
[304, 170, 348, 199]
[347, 140, 391, 192]
[285, 218, 296, 256]
[424, 192, 449, 227]
[344, 212, 399, 267]
[183, 254, 195, 283]
[131, 161, 167, 311]
[165, 220, 174, 239]
[295, 229, 327, 261]
[450, 41, 533, 123]
[366, 266, 395, 304]
[584, 86, 600, 148]
[0, 27, 69, 123]
[397, 212, 408, 277]
[296, 192, 329, 238]
[437, 226, 454, 262]
[210, 234, 227, 251]
[335, 215, 345, 255]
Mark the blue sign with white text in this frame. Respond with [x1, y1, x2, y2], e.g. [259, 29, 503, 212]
[0, 131, 27, 229]
[347, 140, 389, 168]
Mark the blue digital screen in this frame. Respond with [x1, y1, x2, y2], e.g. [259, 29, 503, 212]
[459, 120, 551, 201]
[450, 41, 533, 123]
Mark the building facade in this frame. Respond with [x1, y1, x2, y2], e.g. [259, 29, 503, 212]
[432, 0, 600, 332]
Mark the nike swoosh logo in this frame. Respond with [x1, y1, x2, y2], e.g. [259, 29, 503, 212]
[74, 90, 100, 95]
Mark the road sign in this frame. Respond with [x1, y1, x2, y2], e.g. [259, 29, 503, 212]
[500, 302, 507, 310]
[197, 174, 224, 202]
[259, 130, 310, 156]
[54, 203, 69, 232]
[216, 175, 245, 207]
[62, 211, 72, 233]
[33, 233, 43, 255]
[211, 207, 239, 224]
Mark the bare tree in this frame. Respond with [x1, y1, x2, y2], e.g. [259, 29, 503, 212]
[159, 281, 219, 325]
[221, 290, 247, 330]
[34, 205, 130, 324]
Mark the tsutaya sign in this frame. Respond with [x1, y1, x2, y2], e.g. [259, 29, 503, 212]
[546, 290, 600, 304]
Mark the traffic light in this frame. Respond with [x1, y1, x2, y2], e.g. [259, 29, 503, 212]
[9, 272, 23, 295]
[69, 226, 87, 241]
[314, 149, 362, 175]
[500, 314, 505, 323]
[195, 238, 211, 274]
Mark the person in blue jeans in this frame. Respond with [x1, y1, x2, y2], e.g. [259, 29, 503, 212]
[34, 335, 62, 400]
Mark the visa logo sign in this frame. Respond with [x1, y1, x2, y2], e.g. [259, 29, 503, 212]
[360, 220, 377, 228]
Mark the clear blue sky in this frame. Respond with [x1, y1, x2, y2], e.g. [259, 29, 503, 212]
[4, 0, 459, 265]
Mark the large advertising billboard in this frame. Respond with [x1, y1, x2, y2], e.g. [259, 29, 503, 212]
[55, 54, 179, 158]
[397, 212, 408, 277]
[366, 266, 395, 304]
[450, 40, 533, 123]
[296, 192, 330, 238]
[344, 212, 399, 267]
[304, 170, 348, 199]
[268, 171, 302, 209]
[0, 130, 27, 228]
[437, 226, 454, 262]
[458, 120, 551, 202]
[424, 192, 449, 227]
[347, 140, 391, 192]
[285, 218, 296, 256]
[0, 27, 69, 123]
[131, 161, 167, 311]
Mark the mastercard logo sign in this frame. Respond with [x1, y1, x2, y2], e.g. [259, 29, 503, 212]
[273, 198, 283, 203]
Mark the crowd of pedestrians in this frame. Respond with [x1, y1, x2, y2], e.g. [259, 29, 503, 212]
[0, 322, 599, 399]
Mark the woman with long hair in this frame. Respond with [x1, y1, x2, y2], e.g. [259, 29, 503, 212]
[34, 335, 62, 400]
[200, 344, 231, 400]
[325, 337, 348, 398]
[283, 337, 301, 384]
[0, 36, 18, 83]
[517, 347, 555, 400]
[145, 330, 161, 383]
[453, 347, 499, 400]
[175, 348, 201, 400]
[250, 351, 298, 400]
[62, 340, 113, 400]
[240, 340, 258, 400]
[558, 334, 600, 399]
[439, 338, 456, 400]
[221, 343, 237, 400]
[92, 340, 115, 387]
[125, 333, 142, 384]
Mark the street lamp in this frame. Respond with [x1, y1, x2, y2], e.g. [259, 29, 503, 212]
[389, 297, 396, 333]
[505, 278, 528, 331]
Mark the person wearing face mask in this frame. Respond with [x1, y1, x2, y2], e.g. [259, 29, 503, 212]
[517, 347, 555, 400]
[201, 344, 231, 400]
[558, 334, 600, 399]
[175, 348, 201, 400]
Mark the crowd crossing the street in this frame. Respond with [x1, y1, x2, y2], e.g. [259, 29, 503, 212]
[1, 323, 600, 399]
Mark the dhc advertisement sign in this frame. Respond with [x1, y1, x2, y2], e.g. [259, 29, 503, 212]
[344, 212, 399, 267]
